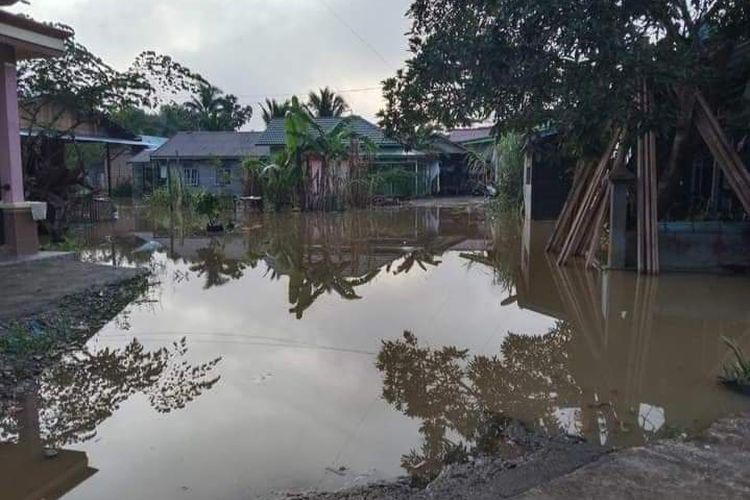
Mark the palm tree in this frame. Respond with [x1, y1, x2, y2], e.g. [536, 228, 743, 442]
[306, 87, 349, 118]
[184, 84, 225, 130]
[260, 98, 291, 125]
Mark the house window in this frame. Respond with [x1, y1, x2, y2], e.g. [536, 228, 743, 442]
[184, 167, 200, 187]
[215, 166, 232, 186]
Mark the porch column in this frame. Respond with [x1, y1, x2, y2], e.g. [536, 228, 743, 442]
[0, 46, 23, 203]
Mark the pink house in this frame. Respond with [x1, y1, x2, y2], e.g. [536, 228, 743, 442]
[0, 10, 69, 256]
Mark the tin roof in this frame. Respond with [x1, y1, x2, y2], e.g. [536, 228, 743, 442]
[151, 131, 269, 159]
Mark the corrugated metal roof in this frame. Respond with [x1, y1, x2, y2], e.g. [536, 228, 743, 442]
[256, 116, 401, 147]
[151, 131, 269, 159]
[448, 127, 494, 144]
[139, 135, 168, 148]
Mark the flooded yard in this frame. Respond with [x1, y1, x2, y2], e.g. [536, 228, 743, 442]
[2, 205, 750, 499]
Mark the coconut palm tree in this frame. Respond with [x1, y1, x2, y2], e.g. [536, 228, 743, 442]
[306, 87, 349, 117]
[260, 98, 291, 125]
[185, 84, 252, 131]
[185, 84, 225, 129]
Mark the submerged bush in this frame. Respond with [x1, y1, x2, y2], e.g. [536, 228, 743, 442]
[719, 336, 750, 387]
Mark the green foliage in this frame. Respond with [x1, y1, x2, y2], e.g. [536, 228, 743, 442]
[260, 98, 291, 125]
[111, 182, 134, 198]
[379, 1, 750, 155]
[185, 83, 253, 131]
[243, 152, 298, 211]
[493, 133, 525, 213]
[306, 87, 349, 118]
[40, 234, 82, 253]
[195, 191, 222, 225]
[0, 323, 54, 356]
[720, 336, 750, 387]
[367, 165, 416, 198]
[112, 103, 196, 137]
[145, 173, 201, 212]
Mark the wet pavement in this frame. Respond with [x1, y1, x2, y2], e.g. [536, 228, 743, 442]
[0, 205, 749, 499]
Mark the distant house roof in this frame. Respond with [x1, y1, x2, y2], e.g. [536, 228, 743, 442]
[128, 149, 153, 164]
[256, 116, 402, 148]
[448, 127, 494, 144]
[151, 131, 269, 159]
[428, 135, 469, 155]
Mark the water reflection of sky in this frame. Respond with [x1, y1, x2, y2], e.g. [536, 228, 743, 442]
[70, 248, 555, 499]
[3, 207, 749, 499]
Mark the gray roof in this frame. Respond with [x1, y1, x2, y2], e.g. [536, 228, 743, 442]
[128, 149, 154, 164]
[256, 116, 401, 148]
[448, 127, 494, 144]
[151, 131, 269, 159]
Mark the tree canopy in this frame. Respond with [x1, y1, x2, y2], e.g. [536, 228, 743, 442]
[378, 0, 750, 155]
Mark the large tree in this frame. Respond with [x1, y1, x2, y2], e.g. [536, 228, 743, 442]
[379, 1, 750, 162]
[306, 86, 349, 117]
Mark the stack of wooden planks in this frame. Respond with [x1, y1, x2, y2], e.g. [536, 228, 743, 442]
[636, 81, 660, 274]
[547, 130, 623, 269]
[547, 84, 750, 275]
[693, 90, 750, 215]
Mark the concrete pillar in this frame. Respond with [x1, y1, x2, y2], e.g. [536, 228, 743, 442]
[0, 46, 23, 203]
[608, 174, 633, 269]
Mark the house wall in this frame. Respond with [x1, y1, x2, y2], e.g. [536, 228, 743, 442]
[524, 146, 573, 221]
[153, 158, 246, 197]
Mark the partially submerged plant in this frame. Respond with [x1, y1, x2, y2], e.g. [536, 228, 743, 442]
[195, 191, 222, 227]
[719, 336, 750, 387]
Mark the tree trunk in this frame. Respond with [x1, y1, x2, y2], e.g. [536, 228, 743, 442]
[658, 88, 696, 214]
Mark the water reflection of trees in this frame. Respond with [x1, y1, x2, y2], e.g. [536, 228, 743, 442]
[376, 323, 578, 481]
[246, 210, 477, 318]
[0, 337, 220, 448]
[460, 215, 522, 296]
[190, 238, 247, 289]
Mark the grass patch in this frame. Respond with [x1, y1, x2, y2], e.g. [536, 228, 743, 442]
[0, 322, 55, 356]
[719, 336, 750, 388]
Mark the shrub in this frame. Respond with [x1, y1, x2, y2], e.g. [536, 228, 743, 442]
[111, 182, 133, 198]
[195, 191, 221, 225]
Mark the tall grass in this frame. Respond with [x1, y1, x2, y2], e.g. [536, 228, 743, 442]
[720, 336, 750, 387]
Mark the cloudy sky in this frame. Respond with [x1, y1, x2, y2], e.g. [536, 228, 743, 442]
[10, 0, 414, 130]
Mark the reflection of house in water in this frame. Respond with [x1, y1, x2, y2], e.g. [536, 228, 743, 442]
[140, 208, 488, 315]
[514, 221, 750, 446]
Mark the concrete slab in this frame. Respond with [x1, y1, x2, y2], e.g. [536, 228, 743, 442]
[513, 414, 750, 500]
[0, 250, 73, 268]
[0, 258, 145, 320]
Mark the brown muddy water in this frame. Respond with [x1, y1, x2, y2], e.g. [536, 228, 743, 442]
[2, 205, 750, 499]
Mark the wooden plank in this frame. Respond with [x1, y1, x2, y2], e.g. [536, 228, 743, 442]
[556, 131, 621, 265]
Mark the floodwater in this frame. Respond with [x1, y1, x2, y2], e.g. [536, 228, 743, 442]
[2, 204, 750, 499]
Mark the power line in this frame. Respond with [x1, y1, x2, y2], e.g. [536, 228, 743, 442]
[151, 85, 383, 103]
[234, 86, 382, 100]
[315, 0, 393, 70]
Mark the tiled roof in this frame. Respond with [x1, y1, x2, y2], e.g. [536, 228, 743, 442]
[256, 116, 401, 147]
[151, 131, 269, 159]
[448, 126, 494, 144]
